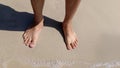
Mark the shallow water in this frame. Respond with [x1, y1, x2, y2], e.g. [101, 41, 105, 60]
[1, 56, 120, 68]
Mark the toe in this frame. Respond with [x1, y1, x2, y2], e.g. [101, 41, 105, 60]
[74, 39, 78, 47]
[24, 39, 29, 46]
[23, 34, 29, 40]
[24, 37, 30, 46]
[26, 38, 32, 46]
[22, 32, 27, 38]
[73, 42, 77, 48]
[66, 43, 72, 50]
[70, 43, 75, 49]
[29, 42, 35, 48]
[29, 39, 37, 48]
[74, 42, 77, 47]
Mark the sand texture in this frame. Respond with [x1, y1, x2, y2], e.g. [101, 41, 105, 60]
[0, 0, 120, 68]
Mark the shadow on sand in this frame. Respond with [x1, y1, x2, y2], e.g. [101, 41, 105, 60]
[0, 4, 64, 38]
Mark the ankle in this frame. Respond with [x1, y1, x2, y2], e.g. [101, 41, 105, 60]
[31, 18, 44, 30]
[62, 22, 72, 28]
[34, 15, 44, 22]
[34, 16, 44, 24]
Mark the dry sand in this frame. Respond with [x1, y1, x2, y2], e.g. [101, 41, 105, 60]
[0, 0, 120, 68]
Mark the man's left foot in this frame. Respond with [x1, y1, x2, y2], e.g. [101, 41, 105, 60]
[62, 22, 78, 50]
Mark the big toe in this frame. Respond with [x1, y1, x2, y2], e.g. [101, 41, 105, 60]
[66, 43, 72, 50]
[29, 42, 36, 48]
[29, 40, 37, 48]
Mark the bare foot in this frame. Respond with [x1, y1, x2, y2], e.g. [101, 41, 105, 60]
[62, 22, 78, 50]
[22, 18, 44, 48]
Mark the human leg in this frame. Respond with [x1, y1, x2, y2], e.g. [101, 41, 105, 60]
[23, 0, 45, 48]
[63, 0, 81, 50]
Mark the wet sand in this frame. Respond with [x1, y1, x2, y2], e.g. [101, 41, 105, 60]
[0, 0, 120, 68]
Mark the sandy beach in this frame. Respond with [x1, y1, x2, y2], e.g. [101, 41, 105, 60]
[0, 0, 120, 68]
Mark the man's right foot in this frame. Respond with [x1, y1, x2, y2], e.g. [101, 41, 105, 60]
[22, 18, 44, 48]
